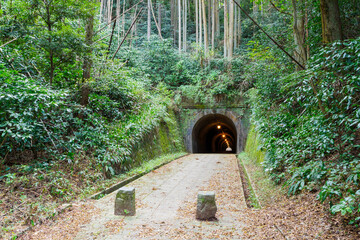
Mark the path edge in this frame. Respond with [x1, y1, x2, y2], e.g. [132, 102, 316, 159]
[236, 154, 262, 209]
[88, 153, 189, 200]
[14, 153, 189, 240]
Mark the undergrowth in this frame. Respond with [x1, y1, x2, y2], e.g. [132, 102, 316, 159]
[249, 38, 360, 224]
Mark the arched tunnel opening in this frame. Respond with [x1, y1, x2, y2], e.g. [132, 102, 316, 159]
[192, 114, 237, 153]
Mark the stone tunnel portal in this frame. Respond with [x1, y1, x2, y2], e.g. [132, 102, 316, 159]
[192, 114, 237, 153]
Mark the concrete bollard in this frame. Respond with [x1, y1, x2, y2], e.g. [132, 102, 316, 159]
[196, 191, 217, 220]
[114, 187, 136, 216]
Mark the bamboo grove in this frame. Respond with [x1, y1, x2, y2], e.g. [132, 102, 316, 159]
[96, 0, 353, 68]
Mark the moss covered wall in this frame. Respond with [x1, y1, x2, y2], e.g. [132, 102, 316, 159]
[245, 125, 266, 163]
[130, 109, 185, 167]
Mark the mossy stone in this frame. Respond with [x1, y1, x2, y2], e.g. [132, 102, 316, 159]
[114, 187, 136, 216]
[196, 191, 217, 220]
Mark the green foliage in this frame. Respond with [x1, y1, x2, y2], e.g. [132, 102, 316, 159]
[126, 38, 200, 88]
[249, 38, 360, 223]
[0, 65, 91, 163]
[88, 64, 144, 120]
[178, 57, 250, 107]
[96, 85, 181, 176]
[0, 0, 97, 86]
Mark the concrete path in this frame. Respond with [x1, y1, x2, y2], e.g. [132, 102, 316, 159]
[24, 154, 360, 239]
[75, 154, 246, 239]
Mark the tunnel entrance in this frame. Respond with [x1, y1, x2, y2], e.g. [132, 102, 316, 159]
[192, 114, 237, 153]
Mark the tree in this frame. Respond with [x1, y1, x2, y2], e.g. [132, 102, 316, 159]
[228, 0, 234, 58]
[211, 0, 215, 50]
[199, 0, 203, 48]
[202, 0, 208, 54]
[178, 0, 182, 51]
[10, 0, 95, 85]
[195, 0, 199, 47]
[224, 0, 228, 58]
[158, 2, 162, 33]
[148, 0, 151, 40]
[81, 4, 96, 106]
[292, 0, 308, 69]
[320, 0, 343, 43]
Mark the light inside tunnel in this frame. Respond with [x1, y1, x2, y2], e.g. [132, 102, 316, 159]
[192, 114, 237, 153]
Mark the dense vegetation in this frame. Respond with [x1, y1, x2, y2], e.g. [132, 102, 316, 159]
[250, 38, 360, 224]
[0, 0, 359, 238]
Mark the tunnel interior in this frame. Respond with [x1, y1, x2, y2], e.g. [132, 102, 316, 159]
[192, 114, 237, 153]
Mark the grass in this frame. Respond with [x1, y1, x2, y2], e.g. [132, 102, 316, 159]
[237, 157, 261, 209]
[237, 152, 285, 207]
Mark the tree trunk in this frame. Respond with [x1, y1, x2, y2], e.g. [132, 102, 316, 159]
[121, 0, 126, 42]
[147, 0, 151, 40]
[291, 0, 308, 70]
[183, 0, 186, 50]
[202, 0, 208, 54]
[178, 0, 181, 51]
[208, 0, 211, 42]
[81, 15, 94, 107]
[99, 0, 104, 25]
[171, 0, 175, 43]
[116, 0, 120, 43]
[107, 0, 112, 24]
[199, 0, 202, 48]
[45, 3, 55, 85]
[211, 0, 215, 50]
[224, 0, 228, 58]
[195, 0, 199, 48]
[228, 0, 234, 58]
[238, 2, 242, 45]
[134, 5, 138, 40]
[130, 8, 137, 47]
[150, 0, 163, 39]
[185, 0, 187, 51]
[108, 19, 117, 53]
[215, 0, 220, 41]
[234, 5, 237, 49]
[253, 0, 258, 16]
[158, 2, 161, 32]
[320, 0, 343, 43]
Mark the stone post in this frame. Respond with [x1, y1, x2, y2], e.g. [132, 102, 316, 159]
[114, 187, 136, 216]
[196, 191, 217, 220]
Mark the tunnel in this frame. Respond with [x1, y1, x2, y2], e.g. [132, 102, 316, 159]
[192, 114, 237, 153]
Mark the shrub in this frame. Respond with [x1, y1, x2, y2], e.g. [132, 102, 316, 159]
[249, 38, 360, 223]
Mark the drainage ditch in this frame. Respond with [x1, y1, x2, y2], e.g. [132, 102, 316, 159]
[237, 157, 261, 209]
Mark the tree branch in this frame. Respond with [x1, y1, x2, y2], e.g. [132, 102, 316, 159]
[149, 0, 163, 39]
[111, 8, 144, 60]
[94, 0, 143, 36]
[0, 38, 18, 48]
[232, 0, 305, 70]
[269, 0, 292, 16]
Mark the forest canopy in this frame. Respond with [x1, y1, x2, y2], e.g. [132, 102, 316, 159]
[0, 0, 360, 237]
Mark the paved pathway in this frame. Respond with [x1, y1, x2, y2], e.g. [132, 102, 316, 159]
[75, 154, 246, 239]
[24, 154, 360, 239]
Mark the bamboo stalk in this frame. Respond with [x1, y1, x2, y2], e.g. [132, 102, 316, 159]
[112, 8, 144, 60]
[94, 0, 143, 36]
[0, 38, 18, 48]
[149, 0, 163, 39]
